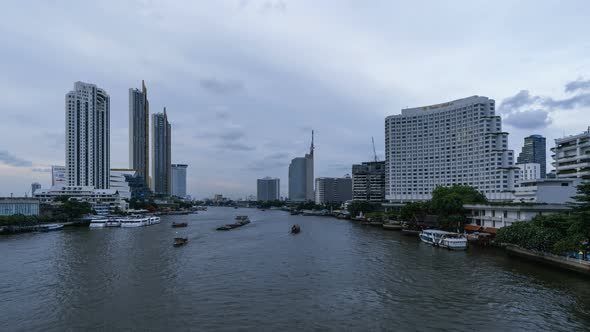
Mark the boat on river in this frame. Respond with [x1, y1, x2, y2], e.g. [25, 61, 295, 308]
[172, 222, 188, 228]
[89, 218, 107, 228]
[291, 224, 301, 234]
[174, 237, 188, 247]
[216, 216, 250, 231]
[40, 224, 64, 232]
[105, 218, 121, 227]
[419, 229, 468, 250]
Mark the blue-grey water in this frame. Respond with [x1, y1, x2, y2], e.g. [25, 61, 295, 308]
[1, 207, 589, 331]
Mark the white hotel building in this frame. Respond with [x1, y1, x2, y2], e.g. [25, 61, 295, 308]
[385, 96, 517, 202]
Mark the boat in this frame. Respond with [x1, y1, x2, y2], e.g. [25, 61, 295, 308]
[105, 218, 121, 227]
[174, 237, 188, 247]
[120, 216, 150, 228]
[40, 224, 64, 232]
[291, 224, 301, 234]
[89, 219, 106, 228]
[216, 216, 251, 231]
[148, 216, 161, 225]
[172, 222, 188, 228]
[419, 229, 468, 250]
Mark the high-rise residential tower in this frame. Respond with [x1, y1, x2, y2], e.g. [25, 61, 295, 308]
[171, 164, 188, 198]
[288, 131, 314, 201]
[129, 80, 150, 185]
[517, 134, 546, 178]
[66, 81, 110, 189]
[257, 177, 280, 201]
[152, 108, 171, 195]
[385, 96, 517, 202]
[352, 161, 385, 202]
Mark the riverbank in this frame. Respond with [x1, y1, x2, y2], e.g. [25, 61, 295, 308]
[504, 244, 590, 276]
[0, 220, 89, 235]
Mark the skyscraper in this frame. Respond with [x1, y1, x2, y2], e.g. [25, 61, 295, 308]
[171, 164, 188, 198]
[352, 161, 385, 202]
[517, 135, 546, 178]
[385, 96, 517, 201]
[257, 177, 280, 201]
[129, 80, 150, 185]
[288, 131, 314, 201]
[151, 109, 171, 195]
[66, 81, 110, 189]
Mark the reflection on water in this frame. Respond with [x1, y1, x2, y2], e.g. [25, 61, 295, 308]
[0, 207, 589, 331]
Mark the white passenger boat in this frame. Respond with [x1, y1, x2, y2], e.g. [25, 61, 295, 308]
[89, 219, 106, 228]
[419, 229, 468, 250]
[120, 216, 150, 228]
[105, 218, 122, 227]
[148, 216, 160, 225]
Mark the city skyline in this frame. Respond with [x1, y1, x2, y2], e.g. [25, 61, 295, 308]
[2, 1, 590, 198]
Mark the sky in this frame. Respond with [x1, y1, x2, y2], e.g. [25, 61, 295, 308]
[1, 0, 590, 199]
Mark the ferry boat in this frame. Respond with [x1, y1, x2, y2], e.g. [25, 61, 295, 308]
[105, 218, 121, 227]
[419, 229, 468, 250]
[148, 216, 160, 225]
[40, 224, 64, 232]
[120, 216, 150, 228]
[89, 218, 107, 228]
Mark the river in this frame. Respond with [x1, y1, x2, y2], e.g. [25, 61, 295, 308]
[1, 207, 589, 331]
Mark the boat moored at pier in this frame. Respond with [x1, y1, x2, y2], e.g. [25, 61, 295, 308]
[419, 229, 468, 250]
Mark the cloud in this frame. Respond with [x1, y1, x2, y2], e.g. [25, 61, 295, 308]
[565, 78, 590, 93]
[500, 78, 590, 130]
[261, 0, 287, 13]
[0, 151, 32, 167]
[32, 167, 51, 173]
[499, 90, 541, 113]
[199, 78, 244, 95]
[246, 152, 289, 170]
[219, 128, 245, 141]
[217, 141, 256, 151]
[504, 110, 552, 130]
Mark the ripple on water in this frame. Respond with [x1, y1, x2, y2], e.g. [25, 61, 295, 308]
[0, 208, 589, 331]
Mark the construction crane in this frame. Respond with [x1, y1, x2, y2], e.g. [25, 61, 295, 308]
[372, 137, 379, 162]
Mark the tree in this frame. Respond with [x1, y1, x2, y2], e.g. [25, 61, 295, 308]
[430, 185, 487, 231]
[348, 201, 378, 217]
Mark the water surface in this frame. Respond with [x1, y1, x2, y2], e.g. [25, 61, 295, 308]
[1, 207, 589, 331]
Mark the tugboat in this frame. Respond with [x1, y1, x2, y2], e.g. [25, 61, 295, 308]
[172, 222, 188, 228]
[173, 237, 188, 247]
[291, 224, 301, 234]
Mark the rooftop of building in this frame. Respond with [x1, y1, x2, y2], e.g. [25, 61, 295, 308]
[555, 128, 590, 144]
[464, 203, 570, 211]
[386, 96, 493, 118]
[0, 197, 40, 203]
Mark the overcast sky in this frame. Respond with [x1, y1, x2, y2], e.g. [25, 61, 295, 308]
[1, 0, 590, 199]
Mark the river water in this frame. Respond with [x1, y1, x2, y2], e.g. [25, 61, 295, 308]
[1, 207, 589, 331]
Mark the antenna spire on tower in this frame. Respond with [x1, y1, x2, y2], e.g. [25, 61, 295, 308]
[310, 130, 314, 155]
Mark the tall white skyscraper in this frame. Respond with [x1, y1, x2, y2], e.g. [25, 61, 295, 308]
[66, 81, 110, 189]
[129, 80, 150, 185]
[288, 131, 314, 201]
[152, 108, 171, 195]
[171, 164, 188, 198]
[385, 96, 517, 202]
